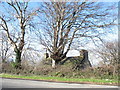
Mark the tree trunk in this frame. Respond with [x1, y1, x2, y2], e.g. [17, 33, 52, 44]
[51, 53, 65, 68]
[14, 48, 22, 69]
[52, 59, 56, 68]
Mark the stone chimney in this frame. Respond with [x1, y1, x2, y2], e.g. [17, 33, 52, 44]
[80, 49, 92, 69]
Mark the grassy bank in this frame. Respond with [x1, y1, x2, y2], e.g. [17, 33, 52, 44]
[0, 73, 118, 85]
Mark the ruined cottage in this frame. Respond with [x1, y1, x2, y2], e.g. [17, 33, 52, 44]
[44, 49, 92, 69]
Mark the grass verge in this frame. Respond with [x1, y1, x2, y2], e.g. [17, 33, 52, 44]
[0, 73, 118, 86]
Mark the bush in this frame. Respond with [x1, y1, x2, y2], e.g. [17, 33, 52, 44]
[2, 62, 119, 81]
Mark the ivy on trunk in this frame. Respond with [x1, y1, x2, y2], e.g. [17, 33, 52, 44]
[14, 48, 22, 69]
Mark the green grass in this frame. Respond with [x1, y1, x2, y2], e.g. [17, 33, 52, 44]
[0, 73, 118, 85]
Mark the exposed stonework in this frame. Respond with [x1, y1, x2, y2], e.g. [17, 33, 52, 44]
[79, 49, 92, 69]
[63, 49, 92, 69]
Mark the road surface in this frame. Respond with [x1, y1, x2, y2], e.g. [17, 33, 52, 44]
[1, 78, 118, 88]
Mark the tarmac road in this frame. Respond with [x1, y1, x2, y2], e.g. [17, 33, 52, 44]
[0, 78, 119, 88]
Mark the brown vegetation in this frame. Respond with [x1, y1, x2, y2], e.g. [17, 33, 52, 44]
[2, 62, 119, 80]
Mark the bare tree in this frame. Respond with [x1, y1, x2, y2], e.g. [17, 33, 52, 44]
[94, 40, 118, 66]
[37, 2, 117, 68]
[0, 1, 38, 69]
[0, 31, 10, 63]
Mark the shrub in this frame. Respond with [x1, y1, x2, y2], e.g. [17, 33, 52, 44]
[2, 62, 118, 80]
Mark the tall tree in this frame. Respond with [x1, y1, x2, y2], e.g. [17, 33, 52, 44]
[0, 1, 38, 69]
[37, 2, 117, 68]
